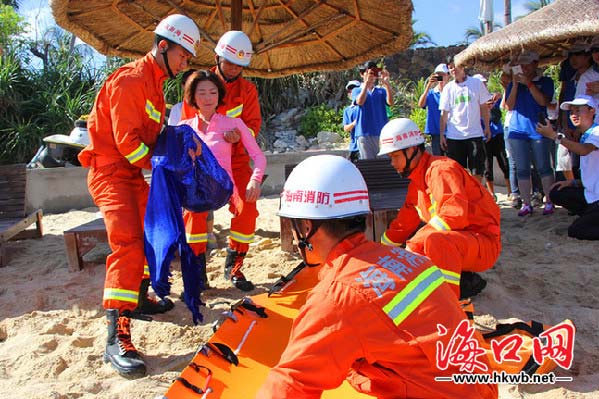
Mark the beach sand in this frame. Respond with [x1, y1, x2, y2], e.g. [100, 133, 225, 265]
[0, 191, 597, 398]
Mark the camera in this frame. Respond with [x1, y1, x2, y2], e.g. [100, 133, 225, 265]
[511, 65, 523, 75]
[434, 74, 444, 82]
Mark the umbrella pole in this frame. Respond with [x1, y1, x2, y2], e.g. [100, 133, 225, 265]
[231, 0, 242, 30]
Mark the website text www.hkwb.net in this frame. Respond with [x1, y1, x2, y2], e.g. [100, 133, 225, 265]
[435, 370, 573, 384]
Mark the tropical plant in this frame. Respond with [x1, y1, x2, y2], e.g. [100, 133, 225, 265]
[298, 104, 343, 138]
[0, 15, 113, 164]
[410, 19, 436, 48]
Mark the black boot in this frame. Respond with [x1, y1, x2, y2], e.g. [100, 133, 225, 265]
[104, 309, 146, 378]
[135, 279, 174, 315]
[225, 248, 254, 292]
[459, 272, 488, 300]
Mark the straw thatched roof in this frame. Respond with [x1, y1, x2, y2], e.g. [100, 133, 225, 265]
[51, 0, 414, 78]
[455, 0, 599, 71]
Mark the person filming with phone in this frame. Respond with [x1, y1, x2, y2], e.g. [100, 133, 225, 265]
[418, 63, 450, 155]
[351, 61, 393, 159]
[504, 50, 556, 217]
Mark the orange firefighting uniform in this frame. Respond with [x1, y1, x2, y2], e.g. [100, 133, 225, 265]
[184, 68, 261, 271]
[381, 151, 501, 296]
[78, 53, 166, 311]
[257, 233, 498, 399]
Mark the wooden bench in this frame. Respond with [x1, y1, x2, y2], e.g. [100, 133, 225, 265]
[63, 218, 108, 272]
[0, 164, 44, 267]
[280, 158, 409, 252]
[62, 171, 154, 272]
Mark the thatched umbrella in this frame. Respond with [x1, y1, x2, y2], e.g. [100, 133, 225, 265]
[50, 0, 414, 78]
[455, 0, 599, 71]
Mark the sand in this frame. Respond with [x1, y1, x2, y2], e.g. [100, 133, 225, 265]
[0, 191, 597, 399]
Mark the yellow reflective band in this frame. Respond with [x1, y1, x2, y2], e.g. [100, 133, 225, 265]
[186, 232, 208, 244]
[145, 99, 161, 123]
[230, 230, 254, 244]
[380, 232, 400, 246]
[248, 127, 256, 137]
[429, 195, 438, 216]
[226, 104, 243, 118]
[143, 264, 150, 277]
[429, 215, 451, 232]
[383, 266, 444, 326]
[103, 288, 139, 304]
[440, 268, 460, 285]
[125, 142, 150, 164]
[415, 205, 423, 220]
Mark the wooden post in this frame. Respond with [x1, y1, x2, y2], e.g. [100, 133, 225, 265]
[231, 0, 243, 30]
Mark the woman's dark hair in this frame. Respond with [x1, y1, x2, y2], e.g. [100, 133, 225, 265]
[184, 69, 226, 109]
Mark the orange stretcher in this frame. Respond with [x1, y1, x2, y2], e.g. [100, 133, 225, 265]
[162, 263, 370, 399]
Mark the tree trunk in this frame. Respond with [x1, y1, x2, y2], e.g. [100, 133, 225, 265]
[504, 0, 512, 26]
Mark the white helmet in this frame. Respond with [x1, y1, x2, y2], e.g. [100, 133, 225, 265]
[154, 14, 200, 56]
[279, 155, 370, 219]
[215, 31, 253, 67]
[378, 118, 425, 156]
[43, 123, 89, 148]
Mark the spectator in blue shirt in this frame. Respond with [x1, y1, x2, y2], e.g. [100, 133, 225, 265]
[352, 61, 393, 159]
[343, 80, 361, 162]
[505, 50, 555, 216]
[417, 63, 449, 155]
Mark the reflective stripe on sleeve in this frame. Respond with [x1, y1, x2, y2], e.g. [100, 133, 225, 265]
[226, 104, 243, 118]
[145, 99, 162, 123]
[230, 230, 254, 244]
[143, 264, 150, 278]
[125, 142, 150, 164]
[429, 215, 451, 231]
[440, 268, 460, 286]
[383, 266, 444, 326]
[104, 288, 139, 304]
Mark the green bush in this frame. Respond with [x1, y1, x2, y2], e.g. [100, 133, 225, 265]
[299, 105, 344, 139]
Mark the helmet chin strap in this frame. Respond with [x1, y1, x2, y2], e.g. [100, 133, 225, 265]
[399, 147, 420, 178]
[216, 56, 241, 83]
[161, 47, 176, 79]
[291, 219, 322, 267]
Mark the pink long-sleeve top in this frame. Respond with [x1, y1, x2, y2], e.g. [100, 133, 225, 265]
[179, 113, 266, 183]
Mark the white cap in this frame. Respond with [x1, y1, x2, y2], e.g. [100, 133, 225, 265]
[513, 50, 539, 65]
[472, 73, 487, 82]
[278, 155, 370, 219]
[378, 118, 425, 156]
[43, 125, 90, 148]
[434, 63, 449, 74]
[560, 95, 597, 111]
[345, 80, 361, 90]
[154, 14, 201, 56]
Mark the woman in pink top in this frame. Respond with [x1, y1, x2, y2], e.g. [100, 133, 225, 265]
[179, 70, 266, 291]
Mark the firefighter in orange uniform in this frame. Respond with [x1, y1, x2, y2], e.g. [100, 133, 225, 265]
[378, 118, 501, 300]
[78, 15, 200, 378]
[183, 30, 262, 291]
[257, 155, 497, 399]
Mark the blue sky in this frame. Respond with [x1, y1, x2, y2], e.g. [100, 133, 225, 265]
[18, 0, 532, 50]
[412, 0, 531, 46]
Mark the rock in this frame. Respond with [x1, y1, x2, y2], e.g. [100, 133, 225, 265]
[317, 131, 342, 144]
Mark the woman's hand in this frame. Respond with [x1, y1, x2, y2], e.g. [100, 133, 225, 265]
[245, 179, 261, 203]
[224, 128, 241, 143]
